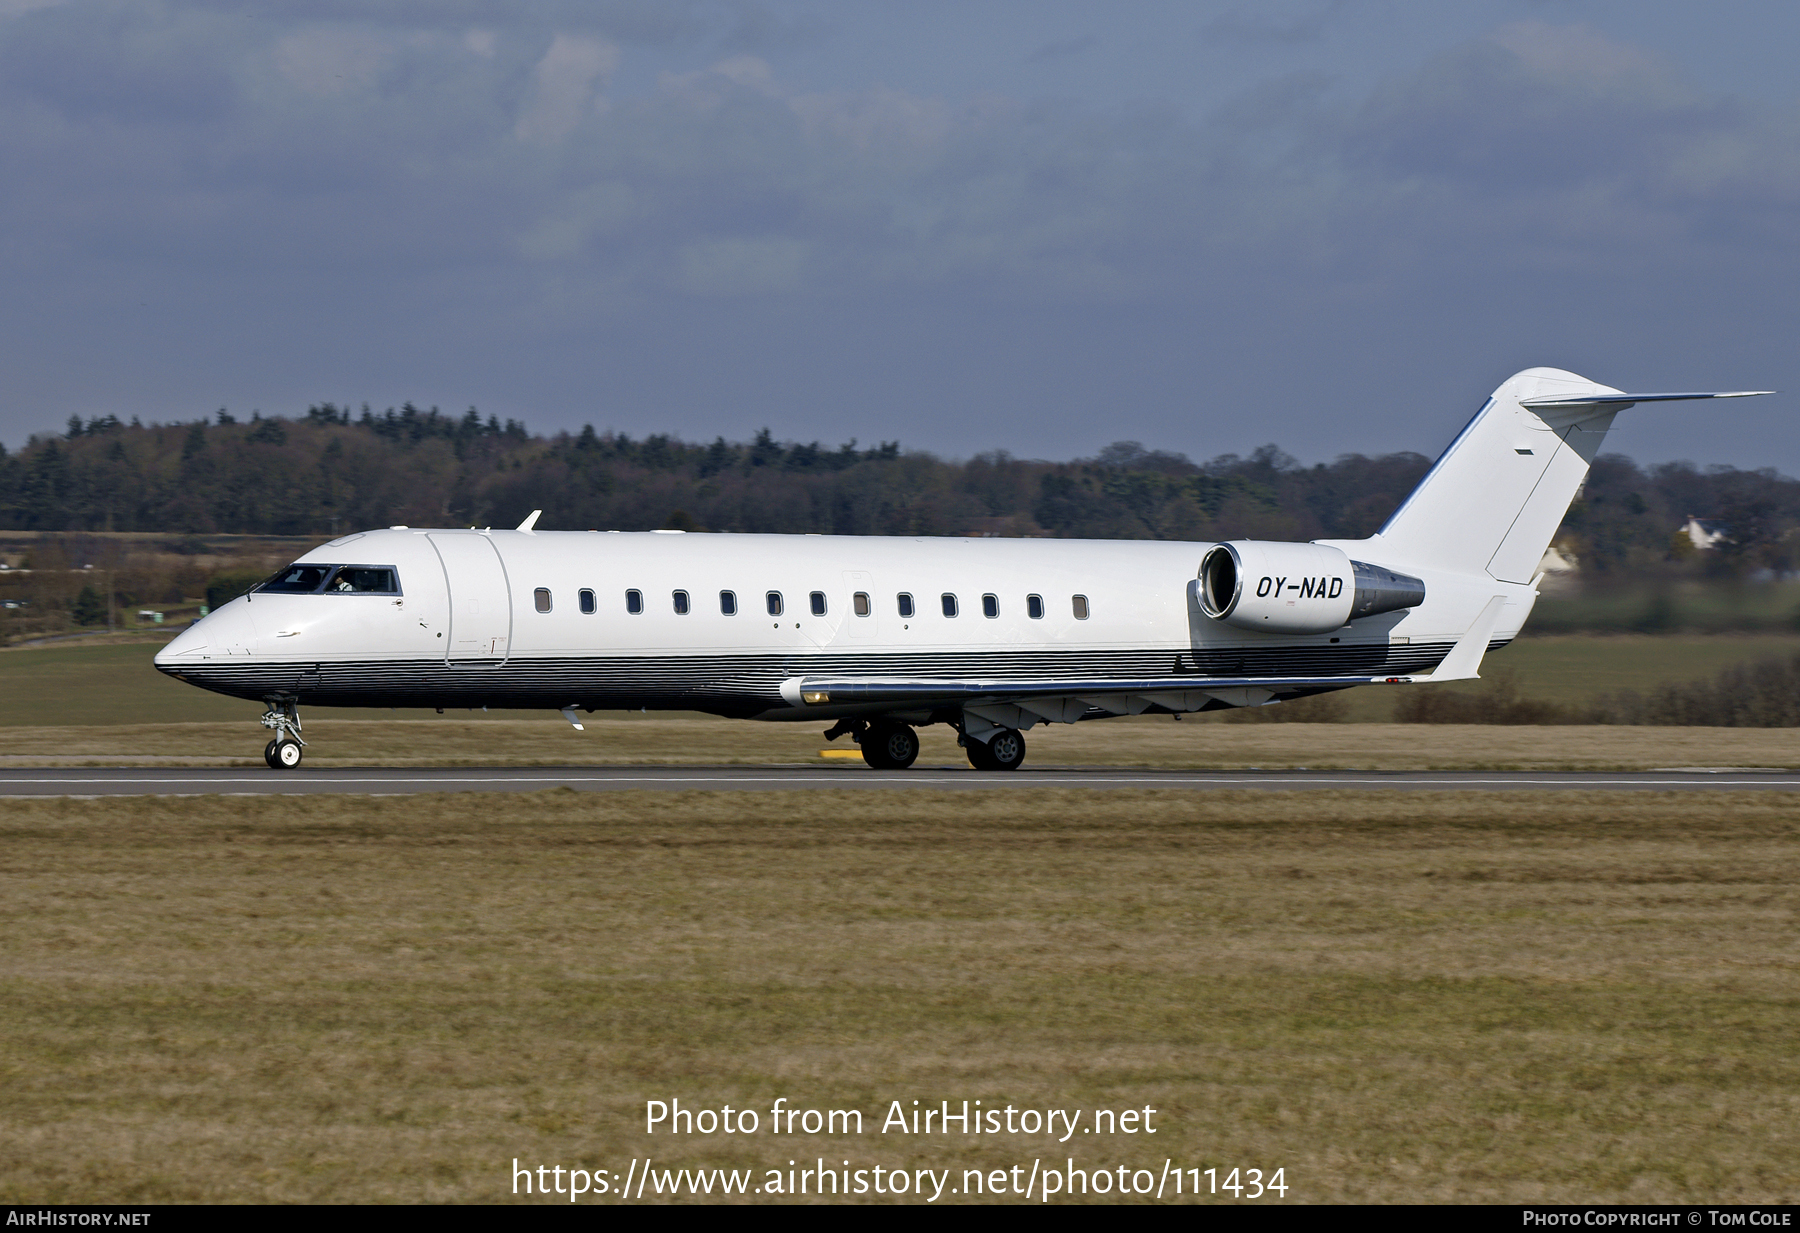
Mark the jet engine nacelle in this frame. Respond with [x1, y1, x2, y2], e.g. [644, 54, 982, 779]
[1198, 541, 1425, 635]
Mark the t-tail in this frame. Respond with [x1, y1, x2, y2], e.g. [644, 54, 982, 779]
[1367, 367, 1771, 582]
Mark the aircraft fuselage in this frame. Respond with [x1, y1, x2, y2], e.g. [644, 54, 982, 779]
[154, 528, 1524, 721]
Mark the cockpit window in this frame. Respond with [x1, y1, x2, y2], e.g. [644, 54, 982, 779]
[256, 564, 400, 595]
[328, 566, 399, 594]
[259, 565, 334, 593]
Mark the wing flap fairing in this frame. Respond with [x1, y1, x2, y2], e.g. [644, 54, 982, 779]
[789, 672, 1422, 709]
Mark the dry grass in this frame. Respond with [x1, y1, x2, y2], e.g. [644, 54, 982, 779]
[0, 716, 1796, 771]
[2, 789, 1799, 1203]
[8, 632, 1800, 729]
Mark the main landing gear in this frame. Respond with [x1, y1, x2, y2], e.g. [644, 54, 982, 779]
[964, 727, 1026, 772]
[823, 719, 921, 769]
[860, 721, 921, 770]
[259, 696, 306, 770]
[821, 717, 1026, 771]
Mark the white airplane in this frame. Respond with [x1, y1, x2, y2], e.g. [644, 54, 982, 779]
[154, 368, 1770, 770]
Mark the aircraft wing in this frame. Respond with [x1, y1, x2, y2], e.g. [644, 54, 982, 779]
[787, 595, 1510, 711]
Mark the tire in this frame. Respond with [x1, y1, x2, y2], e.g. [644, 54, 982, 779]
[263, 739, 281, 769]
[861, 722, 919, 770]
[969, 728, 1026, 772]
[273, 738, 303, 769]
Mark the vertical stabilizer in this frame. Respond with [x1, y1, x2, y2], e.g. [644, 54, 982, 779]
[1372, 368, 1624, 581]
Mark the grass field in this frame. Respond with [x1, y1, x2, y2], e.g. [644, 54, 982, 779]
[2, 788, 1797, 1203]
[1, 717, 1797, 771]
[3, 632, 1799, 770]
[4, 630, 1800, 729]
[1333, 632, 1800, 721]
[1531, 581, 1800, 635]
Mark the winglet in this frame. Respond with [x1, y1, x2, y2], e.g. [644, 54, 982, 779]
[1423, 596, 1508, 682]
[517, 509, 542, 533]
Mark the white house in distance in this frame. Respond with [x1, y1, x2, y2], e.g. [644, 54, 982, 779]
[1536, 542, 1579, 594]
[1681, 516, 1729, 551]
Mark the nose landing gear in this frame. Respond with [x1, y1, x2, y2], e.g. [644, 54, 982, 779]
[259, 697, 307, 770]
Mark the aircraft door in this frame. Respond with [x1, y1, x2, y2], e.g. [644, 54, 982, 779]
[842, 570, 879, 641]
[428, 533, 511, 665]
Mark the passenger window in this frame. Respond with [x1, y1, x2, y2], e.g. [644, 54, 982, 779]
[1072, 594, 1090, 620]
[534, 587, 552, 613]
[626, 589, 643, 615]
[810, 591, 827, 617]
[982, 594, 998, 618]
[1027, 594, 1044, 620]
[941, 593, 958, 618]
[767, 591, 783, 616]
[720, 590, 737, 615]
[673, 590, 690, 615]
[579, 588, 596, 615]
[853, 592, 871, 617]
[897, 593, 915, 618]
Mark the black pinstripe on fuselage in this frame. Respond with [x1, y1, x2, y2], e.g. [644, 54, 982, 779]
[158, 639, 1471, 717]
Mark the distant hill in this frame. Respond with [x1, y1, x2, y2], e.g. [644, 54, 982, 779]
[4, 405, 1800, 579]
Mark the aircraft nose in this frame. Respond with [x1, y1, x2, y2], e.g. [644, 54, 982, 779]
[155, 600, 257, 668]
[154, 622, 208, 667]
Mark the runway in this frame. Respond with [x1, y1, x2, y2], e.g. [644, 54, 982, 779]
[3, 764, 1800, 796]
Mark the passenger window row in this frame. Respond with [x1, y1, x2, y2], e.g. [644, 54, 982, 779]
[536, 588, 1091, 620]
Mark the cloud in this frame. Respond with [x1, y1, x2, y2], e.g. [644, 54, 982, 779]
[0, 1, 239, 122]
[0, 10, 1796, 467]
[515, 32, 619, 143]
[717, 4, 831, 54]
[676, 235, 807, 295]
[1320, 21, 1800, 267]
[1201, 2, 1341, 45]
[514, 182, 638, 261]
[3, 10, 1793, 303]
[274, 26, 394, 96]
[1026, 34, 1097, 64]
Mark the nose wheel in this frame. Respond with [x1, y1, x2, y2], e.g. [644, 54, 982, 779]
[263, 738, 304, 769]
[259, 696, 307, 770]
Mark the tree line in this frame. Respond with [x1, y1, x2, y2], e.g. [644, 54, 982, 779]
[4, 406, 1799, 576]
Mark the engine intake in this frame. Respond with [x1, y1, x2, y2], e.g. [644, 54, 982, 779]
[1198, 541, 1425, 635]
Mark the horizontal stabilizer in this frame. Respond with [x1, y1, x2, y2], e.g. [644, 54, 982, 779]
[1519, 390, 1772, 408]
[1374, 370, 1772, 579]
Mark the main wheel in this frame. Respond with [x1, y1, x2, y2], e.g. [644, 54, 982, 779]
[861, 722, 920, 770]
[272, 738, 303, 769]
[968, 728, 1026, 772]
[263, 739, 281, 769]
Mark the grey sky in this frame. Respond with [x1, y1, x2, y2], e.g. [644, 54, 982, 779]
[1, 1, 1795, 471]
